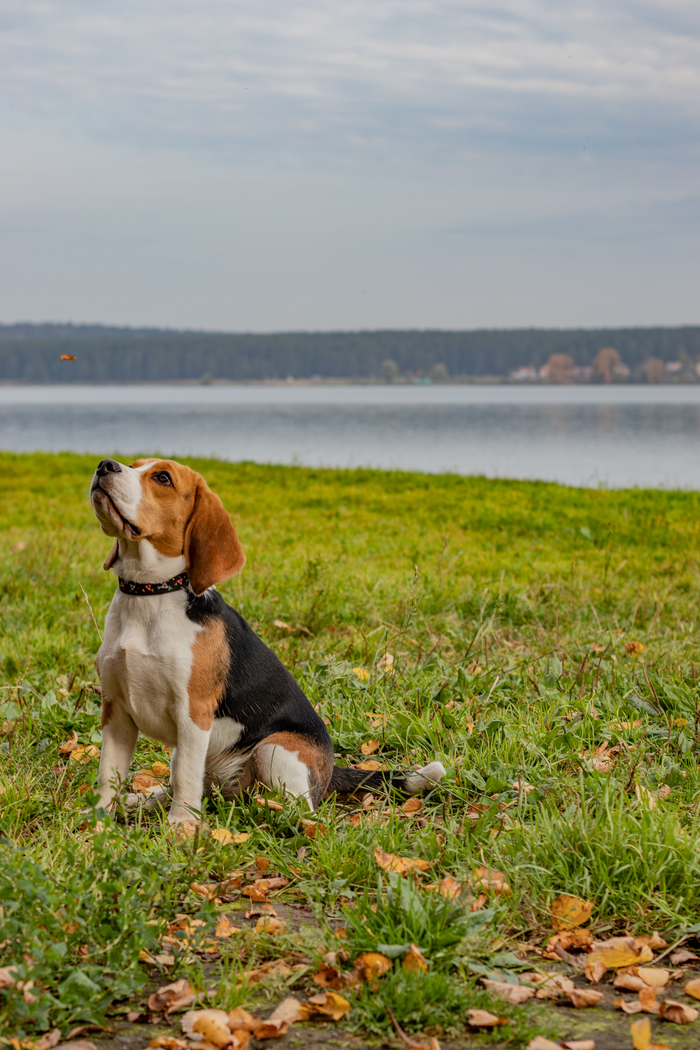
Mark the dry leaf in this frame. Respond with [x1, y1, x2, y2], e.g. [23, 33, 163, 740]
[403, 944, 429, 974]
[133, 770, 162, 793]
[547, 929, 593, 953]
[525, 1040, 562, 1050]
[147, 979, 196, 1014]
[313, 963, 348, 990]
[190, 882, 219, 901]
[614, 996, 643, 1014]
[615, 973, 646, 991]
[58, 731, 79, 756]
[211, 828, 233, 846]
[466, 1008, 508, 1027]
[658, 999, 699, 1024]
[149, 1038, 190, 1049]
[182, 1009, 234, 1047]
[584, 960, 607, 984]
[302, 819, 326, 839]
[639, 986, 658, 1013]
[670, 949, 698, 965]
[402, 798, 423, 815]
[254, 915, 285, 935]
[361, 739, 380, 755]
[635, 785, 657, 809]
[636, 932, 668, 950]
[636, 968, 670, 988]
[356, 760, 385, 771]
[60, 354, 77, 361]
[374, 848, 431, 874]
[231, 832, 250, 844]
[228, 1007, 258, 1030]
[566, 987, 604, 1008]
[629, 1014, 673, 1050]
[561, 1042, 596, 1050]
[587, 937, 653, 970]
[215, 916, 240, 939]
[625, 641, 645, 655]
[472, 866, 510, 896]
[354, 952, 392, 984]
[685, 977, 700, 1000]
[300, 990, 351, 1022]
[254, 795, 284, 812]
[53, 1042, 98, 1050]
[534, 974, 575, 1000]
[35, 1032, 62, 1050]
[481, 978, 535, 1004]
[69, 745, 100, 765]
[353, 667, 370, 681]
[251, 996, 304, 1038]
[550, 894, 594, 931]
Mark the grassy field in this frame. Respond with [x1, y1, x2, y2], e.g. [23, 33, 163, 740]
[2, 451, 700, 1048]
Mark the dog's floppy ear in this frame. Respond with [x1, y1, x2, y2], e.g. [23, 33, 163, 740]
[103, 540, 119, 570]
[185, 478, 245, 596]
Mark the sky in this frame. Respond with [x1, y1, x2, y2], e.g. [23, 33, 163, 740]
[0, 0, 698, 331]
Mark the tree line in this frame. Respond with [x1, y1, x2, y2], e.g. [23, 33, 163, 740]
[0, 323, 699, 383]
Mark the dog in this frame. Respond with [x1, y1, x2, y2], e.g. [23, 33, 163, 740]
[90, 457, 445, 824]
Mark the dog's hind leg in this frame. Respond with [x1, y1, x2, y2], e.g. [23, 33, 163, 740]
[253, 732, 334, 810]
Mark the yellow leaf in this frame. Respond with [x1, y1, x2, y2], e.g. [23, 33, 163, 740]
[182, 1008, 235, 1047]
[60, 354, 76, 360]
[631, 1018, 651, 1050]
[354, 952, 392, 984]
[361, 739, 380, 756]
[353, 667, 369, 681]
[133, 771, 162, 793]
[550, 894, 594, 930]
[374, 847, 431, 874]
[211, 828, 233, 846]
[190, 882, 219, 900]
[472, 866, 510, 896]
[466, 1008, 508, 1027]
[255, 915, 285, 935]
[587, 937, 654, 970]
[69, 744, 100, 764]
[403, 943, 429, 974]
[685, 977, 700, 1000]
[215, 916, 240, 938]
[356, 759, 385, 770]
[233, 832, 250, 844]
[402, 797, 422, 815]
[625, 641, 645, 655]
[300, 990, 350, 1022]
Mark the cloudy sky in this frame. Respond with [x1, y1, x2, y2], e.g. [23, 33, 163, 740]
[1, 0, 698, 330]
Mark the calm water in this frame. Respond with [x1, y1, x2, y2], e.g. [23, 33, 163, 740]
[2, 384, 700, 489]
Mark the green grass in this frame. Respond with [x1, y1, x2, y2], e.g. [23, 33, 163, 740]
[3, 451, 700, 1043]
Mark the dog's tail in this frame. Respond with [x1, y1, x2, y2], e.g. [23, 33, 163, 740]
[327, 760, 446, 798]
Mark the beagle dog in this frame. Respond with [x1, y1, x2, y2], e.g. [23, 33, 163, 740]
[90, 457, 445, 824]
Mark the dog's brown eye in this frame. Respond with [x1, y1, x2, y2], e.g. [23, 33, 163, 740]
[153, 472, 172, 486]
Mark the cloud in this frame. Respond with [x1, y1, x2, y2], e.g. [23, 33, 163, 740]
[2, 1, 699, 160]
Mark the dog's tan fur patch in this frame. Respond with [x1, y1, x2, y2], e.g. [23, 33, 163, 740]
[188, 618, 230, 730]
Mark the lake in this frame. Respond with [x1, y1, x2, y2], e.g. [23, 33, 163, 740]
[1, 383, 700, 489]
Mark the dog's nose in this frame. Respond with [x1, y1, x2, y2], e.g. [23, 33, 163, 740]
[96, 459, 122, 477]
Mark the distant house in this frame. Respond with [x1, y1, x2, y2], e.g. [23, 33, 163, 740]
[511, 365, 538, 381]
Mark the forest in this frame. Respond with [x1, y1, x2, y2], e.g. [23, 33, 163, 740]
[1, 323, 699, 382]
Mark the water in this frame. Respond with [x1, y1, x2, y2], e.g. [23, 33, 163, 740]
[1, 383, 700, 489]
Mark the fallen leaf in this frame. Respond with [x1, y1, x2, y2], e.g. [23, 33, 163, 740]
[547, 929, 593, 953]
[220, 872, 244, 891]
[215, 916, 241, 938]
[190, 882, 219, 901]
[251, 996, 304, 1038]
[403, 944, 429, 974]
[658, 999, 699, 1024]
[636, 968, 670, 988]
[561, 1041, 596, 1050]
[534, 974, 575, 1000]
[635, 785, 657, 809]
[466, 1008, 508, 1027]
[254, 915, 285, 935]
[625, 641, 645, 655]
[60, 354, 77, 360]
[53, 1042, 98, 1050]
[584, 960, 607, 984]
[35, 1031, 62, 1050]
[133, 771, 162, 793]
[361, 739, 380, 755]
[58, 731, 79, 756]
[614, 996, 644, 1015]
[182, 1008, 234, 1047]
[353, 667, 370, 681]
[273, 619, 292, 630]
[550, 894, 594, 931]
[636, 933, 668, 950]
[525, 1039, 562, 1050]
[402, 797, 423, 815]
[211, 828, 234, 846]
[481, 978, 535, 1004]
[629, 1014, 673, 1050]
[612, 719, 644, 731]
[639, 986, 658, 1013]
[472, 866, 510, 896]
[374, 848, 431, 874]
[147, 978, 196, 1014]
[149, 1038, 190, 1049]
[435, 875, 463, 899]
[685, 977, 700, 1000]
[670, 949, 698, 965]
[228, 1007, 258, 1030]
[300, 990, 351, 1022]
[302, 819, 326, 839]
[356, 759, 385, 771]
[254, 796, 284, 812]
[587, 937, 654, 970]
[313, 963, 348, 990]
[354, 952, 392, 984]
[69, 745, 100, 765]
[566, 987, 604, 1008]
[615, 973, 646, 991]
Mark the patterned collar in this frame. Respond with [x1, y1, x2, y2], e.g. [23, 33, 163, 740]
[119, 573, 190, 596]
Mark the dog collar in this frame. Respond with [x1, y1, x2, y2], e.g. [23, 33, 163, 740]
[119, 573, 190, 596]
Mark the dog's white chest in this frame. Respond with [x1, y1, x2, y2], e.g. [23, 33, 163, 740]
[99, 590, 200, 745]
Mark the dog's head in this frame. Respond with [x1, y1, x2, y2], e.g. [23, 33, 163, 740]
[90, 458, 245, 595]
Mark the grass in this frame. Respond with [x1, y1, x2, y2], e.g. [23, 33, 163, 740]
[2, 450, 700, 1044]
